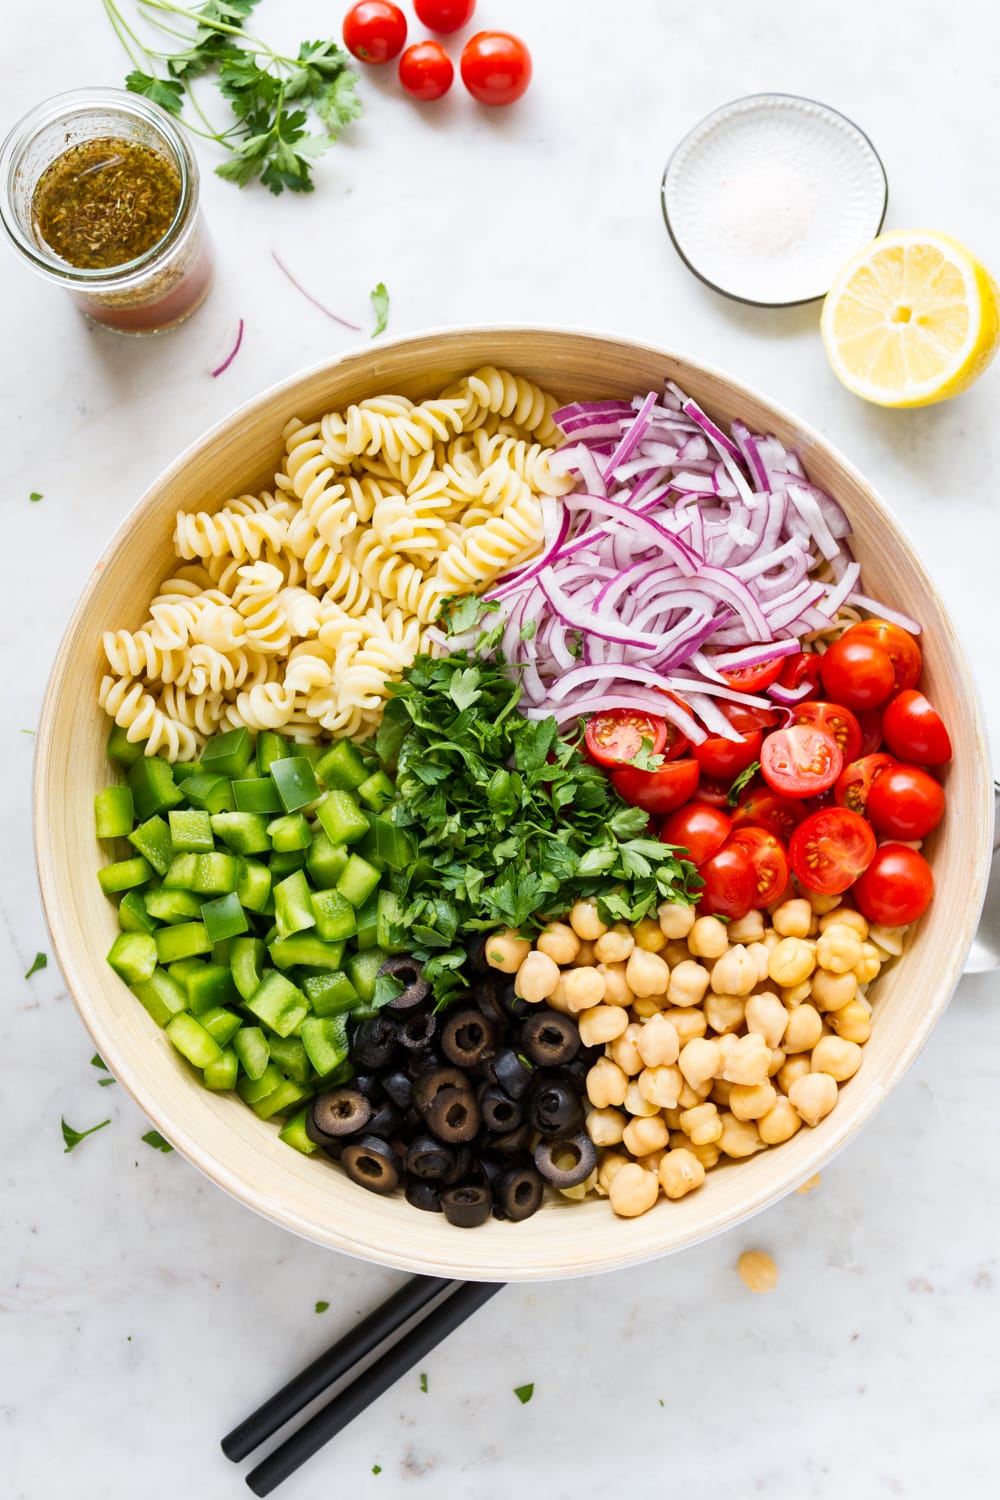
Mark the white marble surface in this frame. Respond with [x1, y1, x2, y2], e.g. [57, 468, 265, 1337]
[3, 2, 999, 1496]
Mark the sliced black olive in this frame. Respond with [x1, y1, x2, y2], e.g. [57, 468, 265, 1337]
[528, 1078, 584, 1137]
[440, 1184, 492, 1228]
[366, 1100, 403, 1139]
[403, 1047, 439, 1080]
[534, 1131, 596, 1188]
[353, 1072, 385, 1102]
[310, 1087, 372, 1138]
[425, 1086, 480, 1144]
[577, 1041, 606, 1069]
[440, 1144, 474, 1185]
[440, 1007, 498, 1068]
[378, 954, 430, 1013]
[413, 1064, 470, 1114]
[405, 1178, 443, 1213]
[321, 1140, 344, 1162]
[479, 1083, 524, 1134]
[520, 1010, 580, 1068]
[498, 1166, 545, 1221]
[492, 1048, 533, 1099]
[501, 987, 532, 1021]
[465, 935, 493, 975]
[405, 1134, 455, 1181]
[341, 1135, 402, 1195]
[560, 1056, 590, 1089]
[474, 1154, 505, 1188]
[350, 1013, 399, 1071]
[381, 1070, 413, 1110]
[397, 1012, 438, 1051]
[471, 973, 507, 1024]
[489, 1123, 533, 1156]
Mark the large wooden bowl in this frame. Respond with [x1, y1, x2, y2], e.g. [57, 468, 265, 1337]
[35, 328, 992, 1281]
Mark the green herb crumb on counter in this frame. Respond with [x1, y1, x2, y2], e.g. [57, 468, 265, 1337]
[29, 490, 42, 502]
[513, 1383, 534, 1404]
[24, 952, 47, 978]
[315, 1300, 329, 1313]
[141, 1129, 173, 1153]
[419, 1372, 428, 1393]
[371, 1466, 382, 1476]
[62, 1117, 110, 1153]
[370, 281, 390, 337]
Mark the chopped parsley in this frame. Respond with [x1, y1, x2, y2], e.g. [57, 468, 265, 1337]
[24, 952, 47, 979]
[29, 490, 42, 502]
[513, 1383, 534, 1404]
[91, 1053, 109, 1071]
[141, 1129, 173, 1152]
[62, 1116, 110, 1153]
[315, 1300, 330, 1313]
[727, 760, 761, 806]
[627, 735, 665, 773]
[372, 1465, 382, 1475]
[370, 281, 390, 337]
[419, 1372, 428, 1393]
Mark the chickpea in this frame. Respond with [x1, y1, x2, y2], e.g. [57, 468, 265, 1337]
[854, 943, 882, 986]
[575, 939, 596, 967]
[578, 1004, 630, 1047]
[687, 915, 730, 960]
[718, 1112, 765, 1158]
[596, 962, 634, 1008]
[545, 976, 573, 1015]
[637, 1064, 683, 1110]
[663, 938, 694, 967]
[758, 1097, 802, 1145]
[608, 1162, 660, 1218]
[586, 1107, 627, 1147]
[657, 900, 696, 940]
[727, 910, 766, 944]
[514, 949, 561, 1003]
[632, 995, 665, 1019]
[593, 924, 635, 965]
[658, 1148, 706, 1200]
[663, 1006, 708, 1043]
[636, 1013, 680, 1069]
[563, 966, 606, 1013]
[760, 928, 781, 952]
[678, 1079, 713, 1109]
[806, 888, 843, 915]
[767, 1048, 786, 1077]
[596, 1150, 629, 1196]
[608, 1022, 644, 1077]
[569, 898, 608, 942]
[678, 1101, 723, 1145]
[768, 936, 816, 987]
[745, 992, 788, 1050]
[684, 1137, 722, 1170]
[782, 1003, 824, 1054]
[632, 916, 667, 953]
[623, 1113, 670, 1157]
[586, 1056, 628, 1109]
[816, 924, 864, 975]
[819, 906, 868, 939]
[678, 1037, 723, 1089]
[776, 1054, 812, 1095]
[772, 898, 813, 939]
[635, 1150, 667, 1175]
[811, 968, 857, 1013]
[486, 928, 531, 973]
[812, 1035, 863, 1082]
[730, 1080, 777, 1121]
[710, 945, 759, 998]
[624, 1080, 661, 1118]
[780, 980, 813, 1010]
[788, 1071, 839, 1126]
[721, 1033, 771, 1087]
[559, 1167, 598, 1202]
[710, 1078, 734, 1109]
[536, 921, 581, 967]
[830, 999, 872, 1045]
[703, 991, 745, 1035]
[745, 942, 773, 983]
[738, 1250, 779, 1293]
[796, 1172, 822, 1194]
[667, 959, 710, 1009]
[625, 947, 670, 998]
[662, 1106, 684, 1132]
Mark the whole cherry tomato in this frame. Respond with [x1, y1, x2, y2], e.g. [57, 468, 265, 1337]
[819, 634, 896, 711]
[840, 620, 922, 693]
[760, 724, 843, 798]
[881, 689, 952, 765]
[343, 0, 407, 63]
[731, 787, 807, 843]
[696, 844, 756, 920]
[584, 709, 667, 768]
[788, 808, 876, 895]
[727, 826, 790, 908]
[853, 843, 934, 925]
[865, 764, 945, 840]
[460, 31, 532, 105]
[659, 802, 732, 865]
[414, 0, 476, 31]
[834, 752, 897, 815]
[855, 706, 885, 756]
[609, 758, 700, 816]
[398, 41, 454, 99]
[692, 701, 766, 780]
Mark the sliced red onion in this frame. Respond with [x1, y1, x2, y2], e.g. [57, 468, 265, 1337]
[271, 252, 361, 330]
[846, 593, 922, 634]
[210, 318, 244, 377]
[602, 391, 657, 480]
[768, 679, 815, 705]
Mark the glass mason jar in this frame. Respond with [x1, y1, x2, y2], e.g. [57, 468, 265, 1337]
[0, 88, 213, 335]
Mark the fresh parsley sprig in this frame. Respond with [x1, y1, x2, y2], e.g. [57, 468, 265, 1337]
[103, 0, 362, 193]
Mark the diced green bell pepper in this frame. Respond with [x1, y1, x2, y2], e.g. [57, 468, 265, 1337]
[268, 849, 306, 878]
[131, 966, 188, 1026]
[244, 971, 309, 1037]
[198, 1006, 243, 1046]
[163, 853, 199, 890]
[189, 852, 239, 896]
[233, 1025, 270, 1081]
[168, 808, 215, 853]
[237, 1061, 284, 1104]
[127, 756, 183, 820]
[267, 813, 312, 852]
[357, 770, 395, 813]
[203, 1046, 239, 1091]
[99, 856, 153, 894]
[154, 921, 213, 963]
[271, 756, 320, 813]
[95, 785, 134, 839]
[211, 811, 272, 856]
[237, 858, 272, 913]
[128, 815, 174, 876]
[107, 722, 146, 767]
[303, 970, 360, 1017]
[353, 892, 381, 950]
[310, 888, 357, 942]
[200, 726, 253, 780]
[183, 772, 235, 815]
[145, 887, 202, 923]
[171, 761, 200, 784]
[232, 777, 283, 815]
[107, 931, 158, 985]
[118, 889, 158, 934]
[256, 730, 291, 776]
[336, 853, 381, 909]
[301, 1014, 350, 1077]
[267, 1032, 311, 1085]
[315, 739, 368, 791]
[230, 936, 267, 1001]
[251, 1077, 312, 1120]
[361, 816, 415, 873]
[166, 1011, 223, 1069]
[274, 869, 316, 939]
[278, 1106, 319, 1154]
[269, 935, 345, 970]
[305, 833, 350, 889]
[346, 946, 389, 1005]
[187, 962, 237, 1013]
[200, 891, 249, 941]
[316, 790, 369, 846]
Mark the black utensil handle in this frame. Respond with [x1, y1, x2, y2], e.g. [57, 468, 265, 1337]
[245, 1280, 505, 1496]
[222, 1273, 452, 1463]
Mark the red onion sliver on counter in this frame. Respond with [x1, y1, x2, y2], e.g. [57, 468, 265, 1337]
[210, 318, 244, 377]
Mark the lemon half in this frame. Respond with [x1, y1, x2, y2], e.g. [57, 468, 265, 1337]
[821, 230, 1000, 407]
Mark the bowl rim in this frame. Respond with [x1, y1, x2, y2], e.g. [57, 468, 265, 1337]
[34, 323, 994, 1279]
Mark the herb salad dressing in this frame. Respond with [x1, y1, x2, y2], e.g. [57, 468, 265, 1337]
[32, 136, 181, 270]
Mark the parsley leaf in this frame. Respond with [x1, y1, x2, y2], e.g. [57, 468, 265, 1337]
[627, 735, 665, 772]
[372, 1465, 382, 1475]
[125, 70, 185, 115]
[25, 952, 47, 979]
[91, 1054, 109, 1071]
[514, 1383, 534, 1404]
[372, 971, 404, 1010]
[315, 1300, 330, 1313]
[29, 490, 43, 502]
[141, 1129, 173, 1153]
[727, 760, 761, 806]
[419, 1372, 428, 1393]
[62, 1117, 110, 1153]
[370, 281, 390, 337]
[441, 594, 500, 636]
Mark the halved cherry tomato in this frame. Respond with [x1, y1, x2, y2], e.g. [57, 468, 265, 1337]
[694, 774, 737, 808]
[731, 788, 807, 843]
[856, 707, 885, 756]
[584, 709, 668, 768]
[788, 808, 876, 895]
[717, 656, 786, 693]
[760, 724, 843, 798]
[609, 758, 700, 815]
[853, 843, 934, 925]
[819, 635, 896, 711]
[725, 700, 780, 732]
[881, 689, 952, 766]
[696, 844, 756, 920]
[778, 651, 823, 700]
[693, 724, 762, 779]
[660, 803, 732, 864]
[398, 40, 454, 98]
[834, 753, 896, 814]
[866, 764, 945, 840]
[342, 0, 407, 62]
[460, 31, 532, 104]
[841, 620, 922, 693]
[790, 700, 862, 763]
[728, 827, 790, 908]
